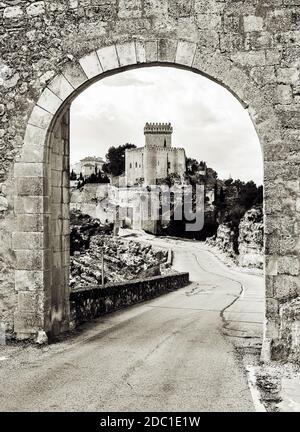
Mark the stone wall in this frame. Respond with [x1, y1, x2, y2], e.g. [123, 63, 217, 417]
[0, 0, 298, 360]
[70, 272, 190, 327]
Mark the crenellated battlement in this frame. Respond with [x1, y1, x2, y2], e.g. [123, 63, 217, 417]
[126, 146, 144, 153]
[144, 122, 173, 135]
[145, 145, 185, 152]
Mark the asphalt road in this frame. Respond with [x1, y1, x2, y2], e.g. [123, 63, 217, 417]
[0, 237, 264, 412]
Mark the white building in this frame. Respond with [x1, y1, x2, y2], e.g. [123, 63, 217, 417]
[71, 156, 105, 179]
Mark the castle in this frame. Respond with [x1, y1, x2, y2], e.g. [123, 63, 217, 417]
[125, 122, 186, 186]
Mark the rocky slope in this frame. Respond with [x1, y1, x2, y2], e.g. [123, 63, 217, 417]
[207, 206, 263, 269]
[238, 206, 264, 268]
[70, 210, 171, 290]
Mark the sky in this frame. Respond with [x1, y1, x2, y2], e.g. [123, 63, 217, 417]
[70, 66, 263, 186]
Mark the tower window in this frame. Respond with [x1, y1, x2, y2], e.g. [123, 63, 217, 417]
[130, 163, 132, 169]
[164, 139, 166, 147]
[135, 162, 137, 168]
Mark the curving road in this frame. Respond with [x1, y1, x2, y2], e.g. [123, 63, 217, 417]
[0, 235, 264, 412]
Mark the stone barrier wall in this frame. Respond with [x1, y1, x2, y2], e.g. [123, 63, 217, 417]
[70, 272, 189, 327]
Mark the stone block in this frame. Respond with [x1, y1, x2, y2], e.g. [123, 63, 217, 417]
[79, 51, 103, 80]
[69, 0, 78, 9]
[96, 45, 119, 71]
[62, 188, 69, 204]
[116, 42, 136, 67]
[118, 0, 142, 19]
[169, 0, 194, 17]
[14, 163, 44, 178]
[37, 88, 62, 115]
[15, 270, 44, 292]
[15, 250, 43, 270]
[52, 187, 62, 205]
[158, 39, 177, 62]
[192, 49, 232, 84]
[265, 275, 274, 297]
[194, 0, 224, 14]
[26, 2, 45, 17]
[276, 67, 299, 85]
[28, 106, 53, 130]
[14, 311, 43, 334]
[265, 50, 282, 65]
[18, 291, 38, 312]
[48, 74, 74, 101]
[51, 170, 62, 187]
[16, 177, 45, 196]
[15, 214, 44, 232]
[135, 40, 146, 63]
[12, 232, 44, 251]
[266, 298, 279, 319]
[278, 256, 300, 276]
[175, 41, 196, 67]
[265, 319, 279, 339]
[231, 50, 266, 67]
[14, 196, 45, 215]
[51, 235, 63, 253]
[3, 6, 23, 19]
[197, 30, 219, 54]
[145, 40, 158, 62]
[266, 256, 278, 276]
[63, 62, 88, 89]
[250, 66, 276, 86]
[274, 275, 299, 301]
[277, 84, 293, 104]
[243, 15, 264, 32]
[196, 13, 221, 30]
[23, 124, 47, 149]
[280, 108, 300, 129]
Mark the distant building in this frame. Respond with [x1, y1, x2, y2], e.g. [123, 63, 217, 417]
[125, 123, 186, 186]
[71, 156, 105, 179]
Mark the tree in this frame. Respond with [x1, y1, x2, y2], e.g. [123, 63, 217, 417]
[103, 143, 136, 177]
[239, 181, 261, 210]
[186, 158, 200, 174]
[206, 167, 218, 179]
[70, 169, 77, 180]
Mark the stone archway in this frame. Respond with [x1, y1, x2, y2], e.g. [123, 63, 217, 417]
[12, 38, 297, 359]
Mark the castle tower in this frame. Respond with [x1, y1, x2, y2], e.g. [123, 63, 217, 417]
[144, 122, 173, 148]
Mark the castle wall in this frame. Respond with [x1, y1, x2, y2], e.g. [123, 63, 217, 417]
[145, 133, 172, 148]
[125, 148, 144, 186]
[144, 147, 186, 185]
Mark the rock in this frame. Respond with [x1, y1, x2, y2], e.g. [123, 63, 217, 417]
[0, 196, 8, 213]
[70, 210, 169, 290]
[207, 205, 263, 269]
[35, 331, 48, 345]
[238, 206, 263, 269]
[3, 6, 23, 19]
[26, 2, 45, 17]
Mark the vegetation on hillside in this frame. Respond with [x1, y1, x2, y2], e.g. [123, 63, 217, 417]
[102, 143, 136, 177]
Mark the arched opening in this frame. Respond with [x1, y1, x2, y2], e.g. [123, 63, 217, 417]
[14, 40, 276, 356]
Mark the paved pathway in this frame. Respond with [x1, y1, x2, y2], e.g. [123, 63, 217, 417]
[0, 236, 264, 412]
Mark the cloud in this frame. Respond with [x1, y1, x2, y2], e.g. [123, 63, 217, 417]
[70, 67, 263, 185]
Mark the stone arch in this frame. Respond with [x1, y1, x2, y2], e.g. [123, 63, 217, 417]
[13, 38, 276, 349]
